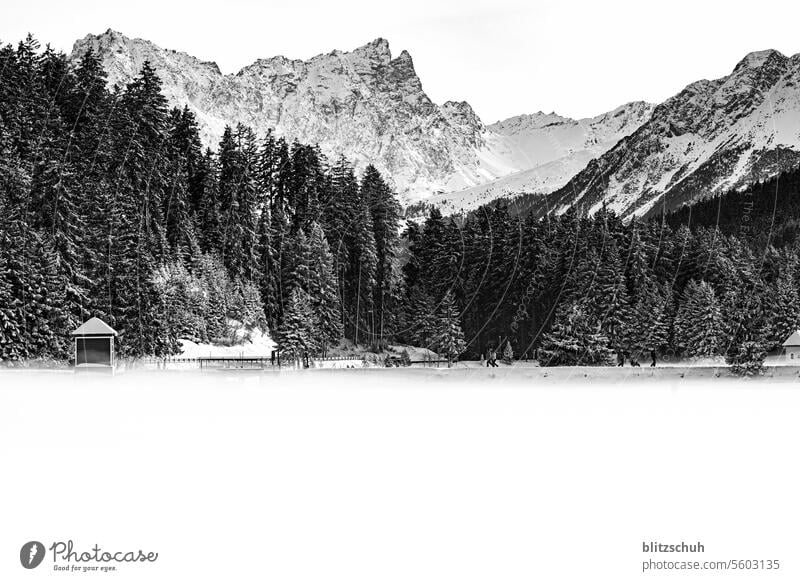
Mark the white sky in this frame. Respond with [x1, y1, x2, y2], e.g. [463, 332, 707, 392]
[2, 0, 800, 123]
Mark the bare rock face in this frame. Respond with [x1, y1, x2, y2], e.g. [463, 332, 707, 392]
[543, 49, 800, 219]
[70, 31, 487, 201]
[70, 30, 653, 209]
[72, 32, 800, 219]
[432, 101, 655, 214]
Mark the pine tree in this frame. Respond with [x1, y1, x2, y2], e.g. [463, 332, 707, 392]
[121, 60, 170, 261]
[218, 124, 259, 280]
[304, 222, 343, 355]
[276, 288, 318, 362]
[256, 204, 280, 333]
[627, 277, 670, 359]
[0, 231, 24, 360]
[726, 339, 768, 376]
[361, 165, 401, 347]
[406, 287, 438, 348]
[433, 291, 466, 366]
[674, 280, 722, 359]
[766, 260, 800, 348]
[197, 149, 222, 253]
[719, 280, 768, 375]
[164, 106, 203, 255]
[348, 203, 378, 346]
[198, 254, 231, 342]
[503, 341, 514, 364]
[592, 242, 629, 351]
[538, 302, 614, 366]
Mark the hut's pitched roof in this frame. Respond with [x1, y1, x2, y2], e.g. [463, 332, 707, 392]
[72, 317, 118, 336]
[784, 330, 800, 347]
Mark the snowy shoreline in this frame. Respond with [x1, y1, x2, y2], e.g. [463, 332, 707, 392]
[3, 363, 800, 384]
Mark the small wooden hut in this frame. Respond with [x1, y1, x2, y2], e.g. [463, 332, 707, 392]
[72, 317, 118, 369]
[783, 330, 800, 361]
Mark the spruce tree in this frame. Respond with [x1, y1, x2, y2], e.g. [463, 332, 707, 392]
[674, 280, 722, 359]
[406, 287, 438, 348]
[627, 277, 670, 359]
[276, 288, 318, 362]
[766, 261, 800, 348]
[503, 341, 514, 364]
[538, 302, 614, 366]
[361, 165, 401, 347]
[433, 291, 466, 366]
[304, 222, 343, 355]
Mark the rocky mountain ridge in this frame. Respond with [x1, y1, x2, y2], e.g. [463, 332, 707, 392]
[70, 30, 653, 207]
[539, 49, 800, 219]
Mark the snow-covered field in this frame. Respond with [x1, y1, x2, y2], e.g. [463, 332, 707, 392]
[3, 369, 800, 581]
[176, 326, 277, 359]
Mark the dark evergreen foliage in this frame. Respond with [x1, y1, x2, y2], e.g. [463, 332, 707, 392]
[0, 38, 402, 361]
[3, 36, 800, 368]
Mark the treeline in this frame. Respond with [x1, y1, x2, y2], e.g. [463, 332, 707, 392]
[666, 166, 800, 249]
[4, 35, 800, 370]
[404, 195, 800, 371]
[0, 36, 403, 361]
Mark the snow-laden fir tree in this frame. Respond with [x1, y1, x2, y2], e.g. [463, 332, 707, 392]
[627, 277, 670, 359]
[766, 260, 800, 348]
[198, 254, 231, 342]
[726, 339, 768, 376]
[503, 341, 514, 364]
[538, 302, 614, 366]
[719, 283, 768, 375]
[406, 287, 438, 349]
[0, 244, 22, 360]
[433, 291, 466, 367]
[592, 242, 630, 351]
[674, 280, 722, 359]
[276, 288, 318, 362]
[304, 222, 344, 355]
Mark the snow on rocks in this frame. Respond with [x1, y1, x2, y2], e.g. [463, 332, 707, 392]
[69, 30, 653, 213]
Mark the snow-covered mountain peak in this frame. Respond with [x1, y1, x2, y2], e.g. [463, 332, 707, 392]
[352, 37, 392, 61]
[733, 49, 787, 73]
[69, 30, 657, 210]
[72, 29, 223, 84]
[490, 111, 572, 133]
[441, 101, 485, 148]
[71, 31, 488, 199]
[539, 49, 800, 221]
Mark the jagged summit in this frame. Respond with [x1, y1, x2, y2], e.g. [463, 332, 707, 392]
[354, 37, 391, 57]
[540, 48, 800, 220]
[733, 49, 787, 72]
[68, 30, 656, 208]
[70, 30, 490, 199]
[74, 29, 223, 78]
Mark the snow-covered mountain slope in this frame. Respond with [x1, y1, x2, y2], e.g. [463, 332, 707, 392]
[70, 30, 491, 202]
[432, 102, 655, 213]
[70, 30, 653, 208]
[539, 50, 800, 220]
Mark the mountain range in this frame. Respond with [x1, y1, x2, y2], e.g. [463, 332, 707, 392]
[541, 49, 800, 219]
[70, 31, 800, 218]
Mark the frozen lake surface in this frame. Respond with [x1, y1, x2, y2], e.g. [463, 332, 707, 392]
[2, 368, 799, 580]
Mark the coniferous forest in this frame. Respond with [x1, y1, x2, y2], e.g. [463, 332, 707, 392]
[3, 36, 800, 371]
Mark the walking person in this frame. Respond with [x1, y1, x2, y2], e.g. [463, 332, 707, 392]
[650, 349, 657, 367]
[488, 348, 499, 368]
